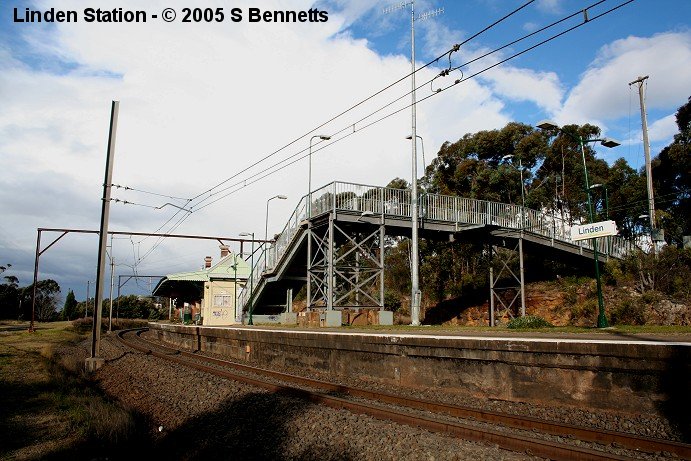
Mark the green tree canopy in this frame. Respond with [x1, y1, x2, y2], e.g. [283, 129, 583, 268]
[652, 96, 691, 245]
[61, 289, 78, 321]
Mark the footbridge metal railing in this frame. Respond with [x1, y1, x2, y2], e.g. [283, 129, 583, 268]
[238, 181, 636, 310]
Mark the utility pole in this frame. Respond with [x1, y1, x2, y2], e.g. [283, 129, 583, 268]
[383, 1, 443, 326]
[108, 238, 114, 332]
[629, 75, 656, 251]
[85, 280, 90, 318]
[86, 100, 119, 372]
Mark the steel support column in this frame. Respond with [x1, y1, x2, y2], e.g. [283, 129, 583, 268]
[489, 243, 525, 325]
[327, 215, 334, 310]
[307, 214, 385, 311]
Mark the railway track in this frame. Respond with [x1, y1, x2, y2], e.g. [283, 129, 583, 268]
[117, 328, 690, 461]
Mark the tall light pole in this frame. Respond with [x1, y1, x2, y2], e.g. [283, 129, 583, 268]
[308, 135, 331, 218]
[239, 232, 255, 325]
[537, 120, 620, 328]
[501, 154, 526, 228]
[589, 184, 609, 219]
[406, 134, 426, 172]
[405, 133, 422, 325]
[590, 183, 610, 256]
[265, 195, 287, 268]
[501, 154, 527, 317]
[231, 253, 239, 323]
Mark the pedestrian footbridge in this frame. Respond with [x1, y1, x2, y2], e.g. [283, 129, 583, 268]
[239, 181, 634, 316]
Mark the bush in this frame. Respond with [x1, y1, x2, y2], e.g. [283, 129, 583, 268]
[70, 317, 149, 333]
[570, 299, 597, 325]
[507, 315, 553, 329]
[384, 291, 403, 312]
[610, 298, 646, 325]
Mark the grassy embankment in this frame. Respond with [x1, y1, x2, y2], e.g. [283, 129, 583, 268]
[0, 320, 147, 460]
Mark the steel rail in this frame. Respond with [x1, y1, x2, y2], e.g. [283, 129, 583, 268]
[117, 329, 689, 460]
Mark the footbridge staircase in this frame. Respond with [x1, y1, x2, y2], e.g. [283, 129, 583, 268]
[238, 181, 635, 317]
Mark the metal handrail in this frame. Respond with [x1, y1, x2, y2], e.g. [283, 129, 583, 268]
[238, 181, 636, 310]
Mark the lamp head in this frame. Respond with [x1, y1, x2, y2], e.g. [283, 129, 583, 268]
[277, 195, 288, 200]
[600, 138, 620, 148]
[319, 135, 331, 141]
[536, 119, 559, 131]
[589, 183, 603, 189]
[501, 154, 513, 161]
[239, 232, 252, 237]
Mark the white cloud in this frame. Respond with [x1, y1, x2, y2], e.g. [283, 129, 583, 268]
[0, 0, 513, 291]
[480, 66, 564, 114]
[647, 113, 678, 143]
[558, 32, 691, 125]
[535, 0, 564, 14]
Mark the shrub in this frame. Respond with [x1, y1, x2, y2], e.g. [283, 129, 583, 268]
[610, 298, 646, 325]
[384, 291, 403, 312]
[507, 315, 553, 329]
[569, 299, 597, 325]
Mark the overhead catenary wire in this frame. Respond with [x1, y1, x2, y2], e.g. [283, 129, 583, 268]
[187, 0, 637, 213]
[128, 0, 548, 250]
[129, 0, 636, 267]
[187, 0, 618, 212]
[184, 0, 538, 206]
[111, 184, 191, 202]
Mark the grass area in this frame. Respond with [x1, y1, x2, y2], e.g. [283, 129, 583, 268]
[0, 321, 146, 460]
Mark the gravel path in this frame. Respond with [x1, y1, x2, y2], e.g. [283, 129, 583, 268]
[77, 335, 537, 460]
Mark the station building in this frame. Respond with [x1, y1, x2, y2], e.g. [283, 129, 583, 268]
[152, 245, 250, 326]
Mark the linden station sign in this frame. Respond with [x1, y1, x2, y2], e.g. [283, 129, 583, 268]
[571, 220, 619, 242]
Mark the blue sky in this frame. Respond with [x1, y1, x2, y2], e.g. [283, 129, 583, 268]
[1, 0, 690, 300]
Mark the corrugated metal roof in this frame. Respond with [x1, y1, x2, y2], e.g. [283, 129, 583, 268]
[161, 253, 251, 282]
[152, 253, 251, 296]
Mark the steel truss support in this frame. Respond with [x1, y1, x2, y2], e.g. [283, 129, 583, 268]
[488, 239, 526, 326]
[307, 216, 385, 311]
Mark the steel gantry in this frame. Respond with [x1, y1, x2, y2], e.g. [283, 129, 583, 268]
[488, 240, 526, 326]
[238, 181, 637, 323]
[307, 215, 385, 311]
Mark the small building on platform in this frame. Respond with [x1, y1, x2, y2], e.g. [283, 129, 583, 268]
[152, 245, 250, 326]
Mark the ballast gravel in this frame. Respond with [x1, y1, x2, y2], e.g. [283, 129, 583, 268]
[75, 336, 536, 460]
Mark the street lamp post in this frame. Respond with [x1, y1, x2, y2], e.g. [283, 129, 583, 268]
[501, 154, 527, 317]
[406, 134, 424, 326]
[239, 232, 255, 325]
[501, 154, 526, 228]
[589, 184, 609, 219]
[537, 120, 620, 328]
[590, 183, 610, 256]
[308, 135, 331, 218]
[265, 195, 287, 269]
[406, 134, 426, 172]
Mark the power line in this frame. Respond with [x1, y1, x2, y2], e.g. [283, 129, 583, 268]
[188, 3, 605, 212]
[186, 1, 538, 208]
[158, 0, 637, 215]
[129, 1, 547, 244]
[131, 0, 636, 263]
[111, 184, 191, 201]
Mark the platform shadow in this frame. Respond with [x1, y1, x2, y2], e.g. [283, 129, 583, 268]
[152, 391, 355, 461]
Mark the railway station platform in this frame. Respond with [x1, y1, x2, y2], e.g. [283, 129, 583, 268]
[149, 323, 691, 422]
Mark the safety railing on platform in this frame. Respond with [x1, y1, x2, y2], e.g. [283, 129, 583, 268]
[238, 181, 636, 309]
